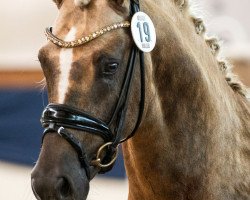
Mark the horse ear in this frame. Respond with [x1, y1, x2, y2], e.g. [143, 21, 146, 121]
[53, 0, 63, 8]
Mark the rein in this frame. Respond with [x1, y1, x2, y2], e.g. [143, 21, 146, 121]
[41, 0, 145, 180]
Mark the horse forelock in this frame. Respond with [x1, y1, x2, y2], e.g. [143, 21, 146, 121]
[74, 0, 92, 7]
[74, 0, 109, 7]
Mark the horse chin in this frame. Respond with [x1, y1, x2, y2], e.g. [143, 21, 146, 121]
[31, 133, 90, 200]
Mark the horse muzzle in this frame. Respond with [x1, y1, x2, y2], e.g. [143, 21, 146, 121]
[31, 133, 90, 200]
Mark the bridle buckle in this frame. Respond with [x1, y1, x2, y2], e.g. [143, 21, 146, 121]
[91, 142, 119, 168]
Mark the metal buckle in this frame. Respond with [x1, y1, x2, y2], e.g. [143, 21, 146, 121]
[57, 126, 64, 136]
[91, 142, 119, 168]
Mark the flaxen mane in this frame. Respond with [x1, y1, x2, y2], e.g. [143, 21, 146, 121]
[175, 0, 249, 98]
[74, 0, 91, 7]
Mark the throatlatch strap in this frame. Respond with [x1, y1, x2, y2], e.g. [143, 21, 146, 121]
[108, 47, 137, 126]
[119, 50, 145, 143]
[111, 0, 145, 146]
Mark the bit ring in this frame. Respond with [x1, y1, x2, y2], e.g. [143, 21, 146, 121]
[91, 142, 119, 168]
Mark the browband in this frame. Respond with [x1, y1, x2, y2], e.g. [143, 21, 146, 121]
[45, 21, 130, 48]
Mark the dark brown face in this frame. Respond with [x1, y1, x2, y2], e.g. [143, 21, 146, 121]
[31, 0, 140, 199]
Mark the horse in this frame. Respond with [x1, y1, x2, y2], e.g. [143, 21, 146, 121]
[31, 0, 250, 199]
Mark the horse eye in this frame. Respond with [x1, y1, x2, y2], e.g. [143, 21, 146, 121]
[103, 62, 119, 75]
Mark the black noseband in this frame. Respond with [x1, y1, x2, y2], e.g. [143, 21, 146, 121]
[41, 0, 144, 180]
[41, 104, 113, 142]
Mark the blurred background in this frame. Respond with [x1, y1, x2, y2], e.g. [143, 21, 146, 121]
[0, 0, 249, 199]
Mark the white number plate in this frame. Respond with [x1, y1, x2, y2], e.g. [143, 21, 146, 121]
[131, 12, 156, 53]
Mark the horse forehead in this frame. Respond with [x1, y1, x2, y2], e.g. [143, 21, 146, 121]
[61, 0, 111, 19]
[53, 0, 113, 38]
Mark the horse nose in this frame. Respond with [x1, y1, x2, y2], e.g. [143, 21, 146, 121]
[31, 175, 72, 200]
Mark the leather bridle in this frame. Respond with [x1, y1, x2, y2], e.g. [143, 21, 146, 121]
[41, 0, 145, 180]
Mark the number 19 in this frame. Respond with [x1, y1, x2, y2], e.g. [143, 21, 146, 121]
[137, 22, 151, 42]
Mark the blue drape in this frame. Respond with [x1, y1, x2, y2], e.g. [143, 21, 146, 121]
[0, 89, 125, 178]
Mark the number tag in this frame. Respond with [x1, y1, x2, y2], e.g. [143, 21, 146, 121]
[131, 12, 156, 52]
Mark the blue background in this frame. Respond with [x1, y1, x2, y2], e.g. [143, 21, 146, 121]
[0, 89, 125, 178]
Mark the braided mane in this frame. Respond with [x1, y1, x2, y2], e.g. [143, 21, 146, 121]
[174, 0, 249, 99]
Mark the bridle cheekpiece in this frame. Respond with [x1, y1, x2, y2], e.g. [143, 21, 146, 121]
[41, 0, 145, 181]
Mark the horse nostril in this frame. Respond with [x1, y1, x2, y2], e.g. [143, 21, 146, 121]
[56, 177, 72, 198]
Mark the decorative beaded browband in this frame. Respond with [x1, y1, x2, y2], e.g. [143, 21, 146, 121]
[45, 21, 131, 48]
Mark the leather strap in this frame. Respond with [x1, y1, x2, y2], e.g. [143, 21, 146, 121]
[41, 0, 144, 179]
[41, 104, 113, 142]
[42, 124, 91, 180]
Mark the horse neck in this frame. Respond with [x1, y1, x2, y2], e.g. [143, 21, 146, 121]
[122, 1, 250, 200]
